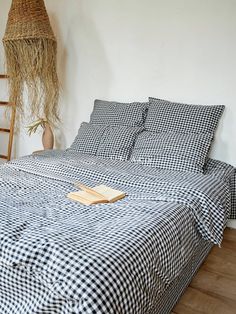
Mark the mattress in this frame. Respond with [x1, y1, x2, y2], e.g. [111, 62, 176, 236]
[0, 150, 234, 313]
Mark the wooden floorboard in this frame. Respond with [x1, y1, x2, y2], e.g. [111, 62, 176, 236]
[173, 227, 236, 314]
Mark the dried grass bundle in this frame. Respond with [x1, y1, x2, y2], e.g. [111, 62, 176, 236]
[2, 0, 59, 124]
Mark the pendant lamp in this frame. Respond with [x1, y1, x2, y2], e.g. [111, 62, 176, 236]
[2, 0, 59, 124]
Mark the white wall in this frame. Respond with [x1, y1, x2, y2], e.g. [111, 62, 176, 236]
[0, 0, 235, 166]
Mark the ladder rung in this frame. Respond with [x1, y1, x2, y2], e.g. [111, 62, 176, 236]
[0, 101, 13, 106]
[0, 128, 10, 133]
[0, 75, 14, 162]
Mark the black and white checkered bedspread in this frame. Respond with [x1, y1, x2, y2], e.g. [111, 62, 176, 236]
[0, 151, 233, 313]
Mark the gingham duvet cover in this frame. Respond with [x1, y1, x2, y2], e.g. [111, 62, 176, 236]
[0, 150, 234, 313]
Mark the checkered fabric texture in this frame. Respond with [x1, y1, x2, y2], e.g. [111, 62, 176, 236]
[70, 122, 107, 154]
[130, 131, 213, 173]
[231, 170, 236, 218]
[0, 233, 213, 314]
[156, 238, 213, 313]
[70, 122, 143, 161]
[204, 158, 236, 219]
[0, 150, 233, 313]
[146, 97, 225, 134]
[97, 126, 143, 160]
[90, 99, 148, 127]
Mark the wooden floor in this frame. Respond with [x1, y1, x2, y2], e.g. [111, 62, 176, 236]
[172, 227, 236, 314]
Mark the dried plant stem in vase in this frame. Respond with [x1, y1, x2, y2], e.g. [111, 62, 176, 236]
[27, 119, 54, 150]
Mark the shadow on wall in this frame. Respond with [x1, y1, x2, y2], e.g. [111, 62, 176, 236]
[49, 1, 112, 149]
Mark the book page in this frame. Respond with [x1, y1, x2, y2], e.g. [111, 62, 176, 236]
[68, 190, 107, 205]
[93, 185, 126, 202]
[75, 182, 105, 199]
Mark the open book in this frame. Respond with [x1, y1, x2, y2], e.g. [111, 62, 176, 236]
[67, 182, 126, 205]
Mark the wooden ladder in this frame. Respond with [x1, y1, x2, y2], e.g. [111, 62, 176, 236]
[0, 74, 16, 161]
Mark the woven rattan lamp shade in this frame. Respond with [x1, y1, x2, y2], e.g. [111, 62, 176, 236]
[2, 0, 59, 124]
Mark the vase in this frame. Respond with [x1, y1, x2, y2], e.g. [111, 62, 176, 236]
[42, 124, 54, 150]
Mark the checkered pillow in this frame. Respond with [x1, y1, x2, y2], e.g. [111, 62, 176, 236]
[97, 126, 143, 161]
[70, 122, 142, 161]
[90, 99, 148, 127]
[130, 131, 213, 173]
[70, 122, 107, 155]
[146, 97, 225, 134]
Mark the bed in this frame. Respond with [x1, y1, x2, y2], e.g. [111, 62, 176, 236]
[0, 97, 235, 313]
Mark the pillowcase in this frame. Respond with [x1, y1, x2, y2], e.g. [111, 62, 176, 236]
[90, 99, 148, 127]
[130, 131, 213, 173]
[70, 122, 143, 161]
[145, 97, 225, 134]
[97, 126, 143, 161]
[70, 122, 107, 155]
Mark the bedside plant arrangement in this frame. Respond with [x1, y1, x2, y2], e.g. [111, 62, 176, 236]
[26, 119, 54, 150]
